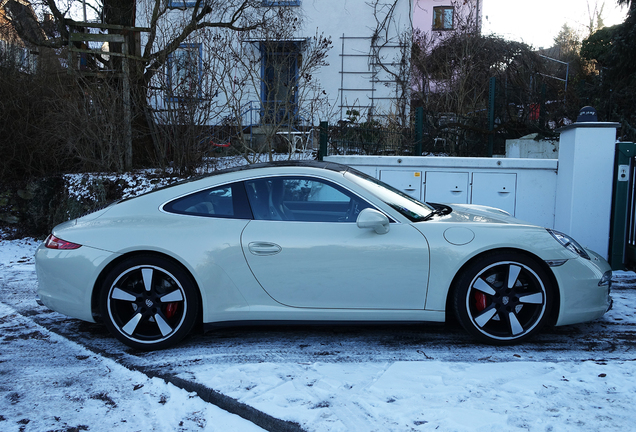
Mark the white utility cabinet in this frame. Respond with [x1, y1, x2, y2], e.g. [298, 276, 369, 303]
[325, 155, 558, 229]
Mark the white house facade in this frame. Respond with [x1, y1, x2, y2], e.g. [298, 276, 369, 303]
[136, 0, 413, 130]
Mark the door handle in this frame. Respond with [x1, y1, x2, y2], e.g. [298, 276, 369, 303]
[248, 242, 282, 256]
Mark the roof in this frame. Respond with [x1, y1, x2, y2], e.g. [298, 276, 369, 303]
[121, 160, 354, 203]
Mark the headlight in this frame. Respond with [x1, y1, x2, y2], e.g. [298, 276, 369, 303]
[547, 229, 590, 260]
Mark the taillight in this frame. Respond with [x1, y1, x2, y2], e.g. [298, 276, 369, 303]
[45, 235, 82, 250]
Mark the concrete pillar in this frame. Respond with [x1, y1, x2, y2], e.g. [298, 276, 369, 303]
[555, 120, 620, 259]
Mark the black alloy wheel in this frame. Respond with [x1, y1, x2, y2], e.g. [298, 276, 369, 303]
[100, 255, 199, 350]
[453, 252, 553, 345]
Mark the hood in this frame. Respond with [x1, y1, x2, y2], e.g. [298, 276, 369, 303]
[436, 203, 535, 226]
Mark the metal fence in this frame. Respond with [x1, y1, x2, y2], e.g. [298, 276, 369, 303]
[316, 73, 569, 159]
[325, 124, 414, 156]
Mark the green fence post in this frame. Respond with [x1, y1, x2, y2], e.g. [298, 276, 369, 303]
[415, 107, 423, 156]
[609, 142, 636, 269]
[318, 121, 328, 161]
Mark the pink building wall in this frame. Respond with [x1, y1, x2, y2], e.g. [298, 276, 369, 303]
[413, 0, 482, 39]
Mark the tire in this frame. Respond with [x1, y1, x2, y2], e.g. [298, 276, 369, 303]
[452, 251, 553, 345]
[99, 255, 199, 350]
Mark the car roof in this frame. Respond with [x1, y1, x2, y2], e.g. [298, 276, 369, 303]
[212, 160, 350, 176]
[179, 160, 354, 184]
[120, 160, 355, 204]
[174, 160, 353, 185]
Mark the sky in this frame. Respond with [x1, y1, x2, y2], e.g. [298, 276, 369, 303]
[481, 0, 630, 49]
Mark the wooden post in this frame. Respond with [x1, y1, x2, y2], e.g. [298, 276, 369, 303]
[122, 40, 133, 171]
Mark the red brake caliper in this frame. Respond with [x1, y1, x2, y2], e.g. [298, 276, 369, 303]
[165, 303, 178, 319]
[474, 292, 487, 312]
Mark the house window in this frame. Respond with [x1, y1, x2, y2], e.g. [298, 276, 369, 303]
[432, 6, 454, 30]
[262, 1, 301, 5]
[166, 43, 202, 100]
[167, 0, 198, 8]
[260, 41, 300, 124]
[0, 42, 37, 73]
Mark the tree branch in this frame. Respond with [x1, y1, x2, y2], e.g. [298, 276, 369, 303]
[143, 0, 267, 83]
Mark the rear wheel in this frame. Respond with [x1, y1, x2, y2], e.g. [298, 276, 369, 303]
[99, 255, 199, 350]
[453, 252, 553, 345]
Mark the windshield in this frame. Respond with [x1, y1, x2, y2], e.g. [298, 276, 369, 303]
[345, 170, 434, 222]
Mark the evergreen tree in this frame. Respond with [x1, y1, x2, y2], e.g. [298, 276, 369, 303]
[580, 0, 636, 139]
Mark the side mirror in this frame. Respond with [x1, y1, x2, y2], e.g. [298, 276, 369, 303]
[356, 208, 390, 234]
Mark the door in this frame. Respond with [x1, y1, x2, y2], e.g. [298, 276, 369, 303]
[471, 172, 517, 215]
[241, 176, 430, 309]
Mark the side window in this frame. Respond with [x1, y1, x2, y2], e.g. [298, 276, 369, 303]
[164, 183, 252, 219]
[244, 177, 372, 222]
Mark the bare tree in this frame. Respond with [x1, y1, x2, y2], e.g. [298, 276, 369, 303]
[1, 0, 294, 171]
[586, 0, 607, 34]
[411, 0, 551, 155]
[210, 28, 332, 163]
[366, 0, 412, 126]
[142, 5, 332, 170]
[411, 0, 486, 112]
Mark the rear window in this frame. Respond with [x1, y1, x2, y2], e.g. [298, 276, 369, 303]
[163, 182, 252, 219]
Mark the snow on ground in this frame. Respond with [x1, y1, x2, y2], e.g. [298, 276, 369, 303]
[0, 302, 265, 432]
[191, 360, 635, 431]
[0, 239, 262, 432]
[1, 238, 636, 431]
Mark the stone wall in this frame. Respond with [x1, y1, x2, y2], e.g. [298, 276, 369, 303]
[0, 173, 178, 239]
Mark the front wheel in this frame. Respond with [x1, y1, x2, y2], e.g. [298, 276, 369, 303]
[452, 252, 554, 345]
[99, 255, 199, 350]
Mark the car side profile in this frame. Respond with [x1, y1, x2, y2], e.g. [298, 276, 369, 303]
[35, 161, 612, 350]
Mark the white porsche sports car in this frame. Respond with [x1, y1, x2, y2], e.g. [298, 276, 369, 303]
[35, 161, 612, 350]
